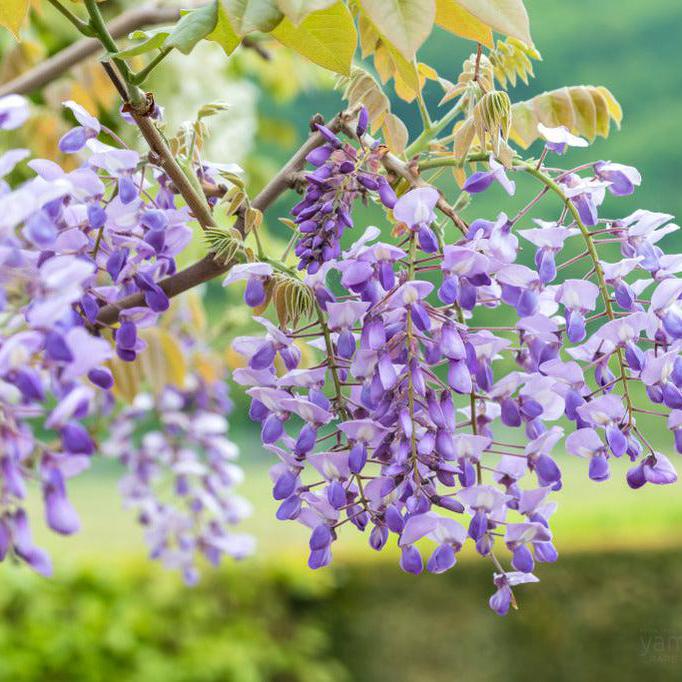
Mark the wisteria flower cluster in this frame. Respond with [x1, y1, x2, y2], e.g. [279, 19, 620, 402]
[293, 114, 397, 273]
[0, 94, 249, 578]
[103, 375, 253, 586]
[229, 119, 681, 615]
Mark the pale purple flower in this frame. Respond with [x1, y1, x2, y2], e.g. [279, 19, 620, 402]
[223, 262, 274, 308]
[0, 95, 30, 130]
[595, 162, 641, 196]
[58, 101, 102, 154]
[537, 123, 588, 155]
[393, 186, 440, 253]
[463, 156, 515, 196]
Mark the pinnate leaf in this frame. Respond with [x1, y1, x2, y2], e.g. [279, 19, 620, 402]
[453, 0, 532, 46]
[358, 0, 435, 60]
[338, 67, 410, 153]
[271, 1, 357, 76]
[339, 67, 390, 133]
[489, 37, 541, 89]
[510, 85, 623, 148]
[435, 0, 493, 47]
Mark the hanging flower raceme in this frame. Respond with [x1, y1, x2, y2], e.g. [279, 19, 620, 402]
[0, 96, 208, 575]
[103, 376, 253, 585]
[292, 109, 397, 274]
[228, 119, 682, 616]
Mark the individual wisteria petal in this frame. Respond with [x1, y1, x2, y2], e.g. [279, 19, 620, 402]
[537, 123, 588, 154]
[595, 162, 642, 196]
[393, 187, 439, 227]
[463, 156, 516, 196]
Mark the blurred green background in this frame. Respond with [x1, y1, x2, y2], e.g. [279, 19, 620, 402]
[3, 1, 682, 680]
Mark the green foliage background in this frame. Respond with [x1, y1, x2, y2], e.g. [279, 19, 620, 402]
[2, 551, 682, 681]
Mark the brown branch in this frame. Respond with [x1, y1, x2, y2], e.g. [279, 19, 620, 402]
[0, 6, 180, 98]
[96, 113, 347, 326]
[134, 111, 216, 229]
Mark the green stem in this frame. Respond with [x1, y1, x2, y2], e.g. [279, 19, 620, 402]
[83, 0, 144, 106]
[45, 0, 94, 35]
[404, 99, 466, 159]
[414, 62, 433, 132]
[131, 48, 173, 85]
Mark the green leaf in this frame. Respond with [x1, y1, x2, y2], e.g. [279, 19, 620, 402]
[0, 0, 29, 39]
[271, 1, 357, 76]
[167, 1, 219, 55]
[207, 1, 241, 55]
[223, 0, 284, 34]
[358, 0, 435, 60]
[276, 0, 337, 25]
[114, 29, 171, 59]
[453, 0, 532, 46]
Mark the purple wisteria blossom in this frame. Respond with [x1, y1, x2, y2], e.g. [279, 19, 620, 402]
[0, 97, 215, 576]
[233, 113, 682, 617]
[103, 378, 253, 584]
[463, 155, 516, 196]
[3, 76, 682, 620]
[292, 109, 397, 273]
[537, 123, 588, 155]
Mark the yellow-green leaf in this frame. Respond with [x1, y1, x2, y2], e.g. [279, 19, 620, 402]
[207, 1, 241, 55]
[435, 0, 493, 47]
[595, 85, 623, 128]
[0, 0, 29, 39]
[276, 0, 336, 25]
[339, 67, 390, 133]
[510, 85, 622, 148]
[383, 112, 409, 153]
[454, 0, 532, 46]
[358, 0, 435, 60]
[384, 41, 419, 93]
[271, 1, 357, 76]
[223, 0, 283, 34]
